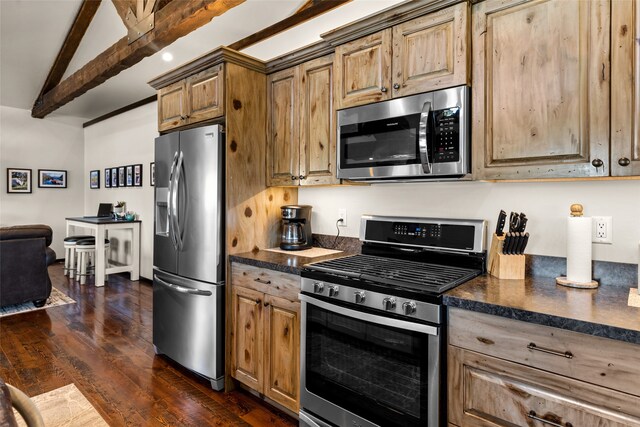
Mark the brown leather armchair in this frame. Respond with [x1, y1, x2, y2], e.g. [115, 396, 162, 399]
[0, 225, 56, 308]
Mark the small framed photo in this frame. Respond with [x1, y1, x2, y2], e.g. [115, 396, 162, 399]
[105, 168, 111, 188]
[38, 169, 67, 188]
[118, 166, 125, 187]
[126, 165, 133, 187]
[7, 168, 32, 193]
[90, 170, 100, 189]
[111, 167, 118, 187]
[150, 162, 155, 186]
[134, 164, 142, 187]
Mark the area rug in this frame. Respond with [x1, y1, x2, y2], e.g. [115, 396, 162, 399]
[13, 383, 108, 427]
[0, 287, 75, 318]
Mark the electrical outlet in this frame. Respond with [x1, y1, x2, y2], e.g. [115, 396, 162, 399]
[592, 216, 612, 244]
[338, 208, 347, 227]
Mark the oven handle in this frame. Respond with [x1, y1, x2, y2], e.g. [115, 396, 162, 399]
[299, 294, 439, 336]
[418, 100, 432, 174]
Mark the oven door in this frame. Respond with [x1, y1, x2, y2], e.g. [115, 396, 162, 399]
[299, 293, 440, 427]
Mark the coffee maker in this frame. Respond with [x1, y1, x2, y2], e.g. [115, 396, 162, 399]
[280, 205, 312, 250]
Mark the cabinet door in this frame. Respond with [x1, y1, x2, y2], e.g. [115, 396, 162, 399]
[448, 346, 640, 427]
[185, 64, 224, 124]
[611, 0, 640, 176]
[267, 67, 300, 186]
[472, 0, 610, 180]
[157, 80, 187, 132]
[300, 54, 339, 186]
[263, 295, 300, 413]
[230, 285, 263, 392]
[392, 2, 469, 98]
[334, 29, 392, 110]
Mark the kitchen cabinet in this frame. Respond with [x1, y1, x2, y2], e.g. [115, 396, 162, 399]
[267, 54, 339, 186]
[472, 0, 611, 179]
[334, 2, 469, 110]
[157, 64, 224, 132]
[230, 263, 300, 413]
[448, 308, 640, 426]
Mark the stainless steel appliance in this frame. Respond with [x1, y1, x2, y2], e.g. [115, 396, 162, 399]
[153, 124, 225, 390]
[280, 205, 312, 250]
[299, 215, 487, 427]
[337, 86, 470, 182]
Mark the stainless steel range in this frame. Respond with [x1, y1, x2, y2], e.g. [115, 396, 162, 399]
[299, 215, 487, 427]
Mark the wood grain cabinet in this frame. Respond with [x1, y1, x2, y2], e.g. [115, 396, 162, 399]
[448, 308, 640, 427]
[230, 263, 301, 413]
[157, 64, 224, 132]
[472, 0, 613, 179]
[334, 2, 469, 110]
[267, 54, 339, 187]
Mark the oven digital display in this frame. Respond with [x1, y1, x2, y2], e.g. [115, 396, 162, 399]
[365, 220, 475, 251]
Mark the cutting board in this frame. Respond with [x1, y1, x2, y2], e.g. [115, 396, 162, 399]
[264, 247, 342, 258]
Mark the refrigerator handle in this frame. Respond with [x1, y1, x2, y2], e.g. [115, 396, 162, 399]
[173, 150, 185, 251]
[168, 150, 180, 250]
[154, 275, 213, 296]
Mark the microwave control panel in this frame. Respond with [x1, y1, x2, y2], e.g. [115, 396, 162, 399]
[433, 107, 460, 163]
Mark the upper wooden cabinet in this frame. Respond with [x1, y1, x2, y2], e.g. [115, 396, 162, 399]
[267, 54, 339, 187]
[334, 2, 469, 110]
[157, 64, 225, 132]
[472, 0, 611, 180]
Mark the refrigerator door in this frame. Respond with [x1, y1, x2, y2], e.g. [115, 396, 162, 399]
[153, 268, 225, 389]
[175, 125, 225, 284]
[154, 132, 180, 274]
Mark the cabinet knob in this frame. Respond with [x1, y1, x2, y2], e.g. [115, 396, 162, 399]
[591, 158, 604, 168]
[380, 86, 388, 93]
[263, 301, 269, 307]
[618, 157, 631, 167]
[291, 176, 298, 181]
[393, 83, 400, 90]
[180, 115, 187, 121]
[299, 175, 305, 180]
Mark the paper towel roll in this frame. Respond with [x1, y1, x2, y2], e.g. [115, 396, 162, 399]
[566, 216, 592, 284]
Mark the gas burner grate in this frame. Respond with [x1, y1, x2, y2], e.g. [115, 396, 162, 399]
[306, 254, 479, 293]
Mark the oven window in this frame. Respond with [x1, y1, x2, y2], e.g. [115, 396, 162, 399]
[340, 114, 421, 169]
[305, 302, 431, 426]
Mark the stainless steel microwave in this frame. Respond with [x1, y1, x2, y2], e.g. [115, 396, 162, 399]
[337, 86, 470, 181]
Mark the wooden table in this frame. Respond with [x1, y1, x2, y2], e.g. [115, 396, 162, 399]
[65, 217, 141, 287]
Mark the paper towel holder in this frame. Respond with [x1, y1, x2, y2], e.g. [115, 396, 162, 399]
[556, 204, 599, 289]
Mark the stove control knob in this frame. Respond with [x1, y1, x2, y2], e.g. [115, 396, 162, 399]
[382, 297, 396, 311]
[328, 285, 339, 297]
[313, 282, 325, 294]
[402, 301, 417, 315]
[354, 291, 366, 304]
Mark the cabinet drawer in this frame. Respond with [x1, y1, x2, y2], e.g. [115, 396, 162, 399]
[448, 346, 640, 427]
[448, 308, 640, 397]
[231, 262, 299, 301]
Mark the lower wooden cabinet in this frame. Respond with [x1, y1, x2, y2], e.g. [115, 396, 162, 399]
[230, 263, 301, 413]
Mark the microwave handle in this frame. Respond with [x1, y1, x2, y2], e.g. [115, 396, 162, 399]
[418, 101, 432, 174]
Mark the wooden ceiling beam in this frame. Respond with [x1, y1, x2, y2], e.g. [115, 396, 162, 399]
[228, 0, 352, 52]
[111, 0, 137, 28]
[32, 0, 244, 118]
[35, 0, 102, 102]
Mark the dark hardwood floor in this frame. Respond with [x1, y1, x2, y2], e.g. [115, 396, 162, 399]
[0, 262, 297, 426]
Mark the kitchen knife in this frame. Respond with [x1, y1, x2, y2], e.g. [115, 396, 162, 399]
[518, 216, 528, 232]
[496, 210, 507, 236]
[518, 232, 530, 254]
[508, 232, 520, 255]
[502, 233, 511, 254]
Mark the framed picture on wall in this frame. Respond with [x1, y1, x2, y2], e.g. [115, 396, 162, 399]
[126, 165, 133, 187]
[111, 167, 118, 187]
[134, 164, 142, 187]
[105, 168, 111, 188]
[7, 168, 32, 193]
[38, 169, 67, 188]
[150, 162, 155, 186]
[118, 166, 125, 187]
[90, 170, 100, 189]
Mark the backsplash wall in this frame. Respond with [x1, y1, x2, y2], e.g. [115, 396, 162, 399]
[298, 180, 640, 265]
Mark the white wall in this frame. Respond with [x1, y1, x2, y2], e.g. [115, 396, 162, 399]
[0, 105, 85, 256]
[83, 102, 157, 279]
[299, 180, 640, 264]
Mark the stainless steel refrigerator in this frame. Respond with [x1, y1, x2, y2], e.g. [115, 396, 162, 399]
[153, 124, 225, 390]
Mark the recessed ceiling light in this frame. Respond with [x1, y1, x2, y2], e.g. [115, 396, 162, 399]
[162, 52, 174, 62]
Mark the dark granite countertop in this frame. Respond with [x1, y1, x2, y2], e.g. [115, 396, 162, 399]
[444, 275, 640, 345]
[229, 248, 352, 275]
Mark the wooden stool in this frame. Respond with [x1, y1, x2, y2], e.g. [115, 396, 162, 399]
[76, 239, 110, 285]
[63, 235, 93, 278]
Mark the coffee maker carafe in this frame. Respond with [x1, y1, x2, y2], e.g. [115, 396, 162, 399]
[280, 205, 312, 250]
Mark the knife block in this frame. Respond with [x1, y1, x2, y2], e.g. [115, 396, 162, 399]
[488, 234, 525, 280]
